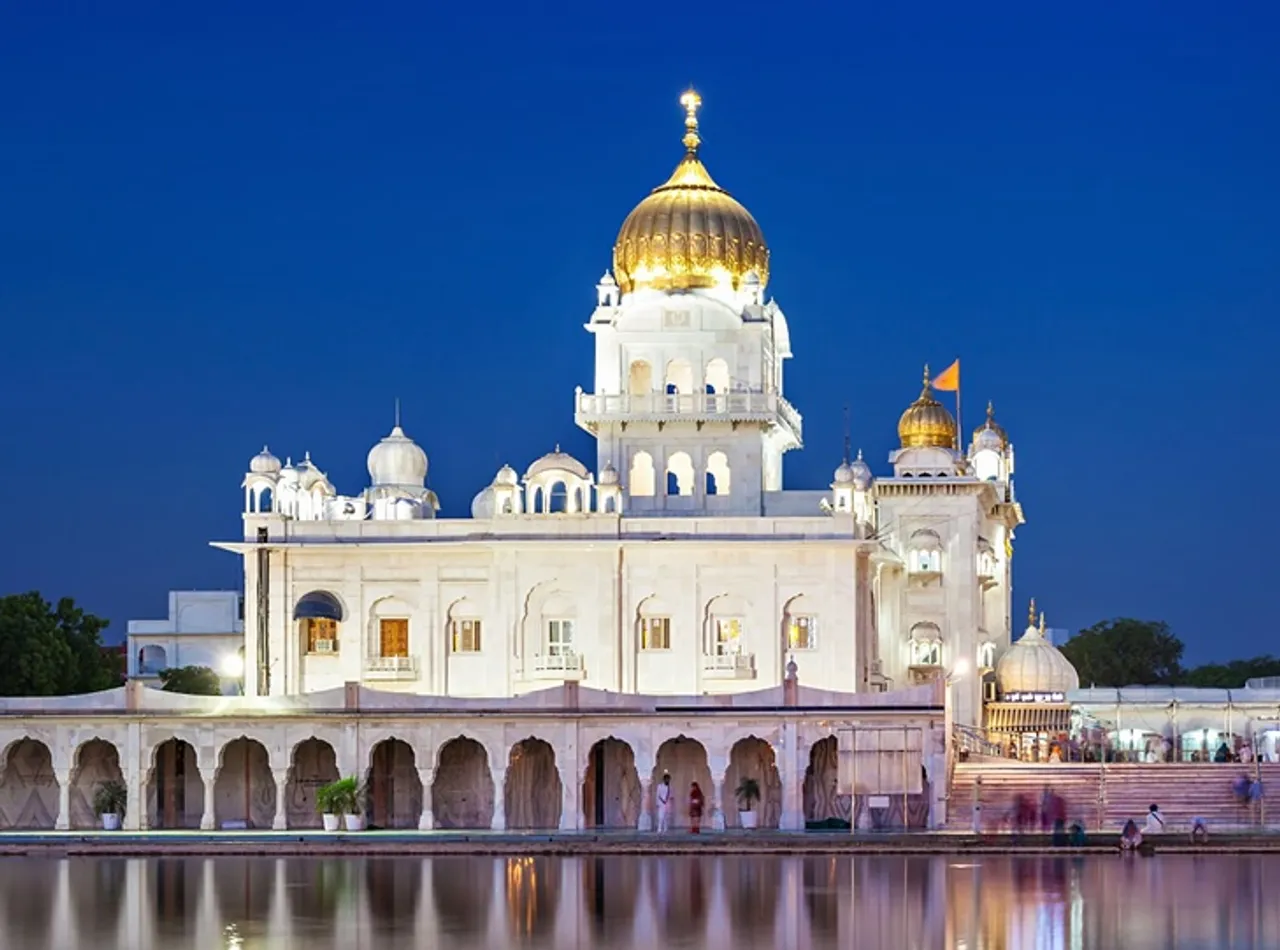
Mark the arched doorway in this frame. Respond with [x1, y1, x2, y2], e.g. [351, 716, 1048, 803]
[367, 739, 422, 829]
[505, 738, 562, 830]
[0, 738, 57, 829]
[286, 738, 339, 829]
[70, 739, 125, 830]
[582, 737, 641, 829]
[147, 738, 203, 829]
[802, 736, 850, 827]
[432, 737, 494, 829]
[651, 736, 713, 830]
[215, 738, 275, 829]
[722, 736, 782, 829]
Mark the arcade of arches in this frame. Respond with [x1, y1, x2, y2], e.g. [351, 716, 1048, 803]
[0, 715, 943, 831]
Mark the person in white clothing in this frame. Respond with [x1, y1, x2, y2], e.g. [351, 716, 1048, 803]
[1144, 803, 1166, 834]
[655, 773, 673, 833]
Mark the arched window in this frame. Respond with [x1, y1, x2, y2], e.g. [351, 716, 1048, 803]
[628, 359, 653, 396]
[666, 452, 694, 497]
[531, 486, 544, 513]
[637, 596, 672, 651]
[664, 358, 693, 395]
[706, 451, 731, 496]
[706, 594, 748, 656]
[783, 595, 817, 651]
[448, 599, 483, 654]
[909, 622, 942, 667]
[370, 597, 412, 659]
[704, 357, 730, 395]
[295, 590, 344, 655]
[629, 451, 655, 497]
[978, 641, 996, 670]
[138, 644, 167, 675]
[908, 529, 943, 574]
[548, 481, 568, 513]
[977, 539, 997, 579]
[603, 495, 616, 513]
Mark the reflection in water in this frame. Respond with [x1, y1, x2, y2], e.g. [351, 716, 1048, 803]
[2, 852, 1280, 948]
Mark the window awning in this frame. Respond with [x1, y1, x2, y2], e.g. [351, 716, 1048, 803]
[985, 703, 1072, 734]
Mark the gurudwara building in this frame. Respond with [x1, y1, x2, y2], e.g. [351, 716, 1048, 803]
[0, 93, 1067, 835]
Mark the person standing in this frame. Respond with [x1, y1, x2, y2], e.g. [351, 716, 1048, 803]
[655, 773, 673, 833]
[689, 782, 706, 834]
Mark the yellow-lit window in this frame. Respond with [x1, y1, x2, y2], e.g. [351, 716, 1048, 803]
[379, 618, 409, 658]
[714, 618, 743, 655]
[451, 619, 482, 653]
[303, 617, 338, 654]
[641, 617, 670, 651]
[787, 615, 817, 650]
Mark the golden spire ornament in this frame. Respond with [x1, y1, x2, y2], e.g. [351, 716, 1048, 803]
[680, 88, 702, 152]
[1028, 598, 1037, 630]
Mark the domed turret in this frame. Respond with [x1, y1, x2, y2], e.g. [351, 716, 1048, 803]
[525, 446, 591, 482]
[848, 450, 873, 490]
[972, 401, 1008, 453]
[367, 425, 428, 488]
[249, 446, 281, 475]
[612, 91, 769, 295]
[898, 366, 958, 450]
[996, 601, 1080, 696]
[599, 461, 620, 486]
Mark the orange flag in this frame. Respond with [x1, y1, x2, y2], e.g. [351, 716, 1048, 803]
[932, 359, 960, 392]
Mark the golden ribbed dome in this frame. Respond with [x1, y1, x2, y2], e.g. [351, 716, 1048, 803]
[898, 365, 958, 449]
[612, 91, 769, 294]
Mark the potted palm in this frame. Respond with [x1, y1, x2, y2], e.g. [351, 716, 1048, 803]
[735, 776, 761, 830]
[316, 779, 343, 832]
[93, 779, 128, 831]
[325, 776, 366, 832]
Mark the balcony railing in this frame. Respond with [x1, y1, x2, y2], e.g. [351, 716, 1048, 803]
[365, 655, 419, 680]
[529, 652, 585, 680]
[575, 390, 802, 439]
[702, 652, 757, 680]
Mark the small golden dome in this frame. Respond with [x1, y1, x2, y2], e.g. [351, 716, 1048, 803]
[612, 90, 769, 294]
[898, 365, 958, 449]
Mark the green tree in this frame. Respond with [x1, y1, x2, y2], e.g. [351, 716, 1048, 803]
[157, 665, 222, 696]
[1060, 618, 1184, 687]
[0, 592, 116, 696]
[1180, 656, 1280, 688]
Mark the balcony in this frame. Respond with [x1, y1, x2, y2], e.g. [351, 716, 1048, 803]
[529, 652, 585, 681]
[575, 390, 802, 443]
[364, 655, 419, 681]
[702, 652, 757, 680]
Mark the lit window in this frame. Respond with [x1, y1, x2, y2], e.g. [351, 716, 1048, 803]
[641, 617, 670, 651]
[303, 617, 338, 654]
[978, 641, 996, 669]
[786, 615, 817, 651]
[378, 618, 408, 658]
[451, 619, 482, 653]
[910, 639, 941, 667]
[547, 619, 575, 656]
[714, 618, 743, 655]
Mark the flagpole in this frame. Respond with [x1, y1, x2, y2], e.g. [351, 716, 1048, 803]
[956, 377, 962, 453]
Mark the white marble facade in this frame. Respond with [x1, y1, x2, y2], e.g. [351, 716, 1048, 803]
[217, 95, 1024, 731]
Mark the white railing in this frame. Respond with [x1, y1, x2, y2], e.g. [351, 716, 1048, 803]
[365, 655, 419, 677]
[702, 652, 757, 678]
[530, 652, 585, 679]
[575, 391, 802, 436]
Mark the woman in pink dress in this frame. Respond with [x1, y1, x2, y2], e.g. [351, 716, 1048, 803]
[688, 782, 706, 834]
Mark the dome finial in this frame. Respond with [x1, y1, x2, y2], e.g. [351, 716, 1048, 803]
[1039, 611, 1047, 635]
[921, 363, 931, 393]
[680, 88, 702, 153]
[1028, 597, 1037, 630]
[394, 396, 401, 429]
[986, 400, 995, 420]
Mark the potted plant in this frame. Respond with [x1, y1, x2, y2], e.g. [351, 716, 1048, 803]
[316, 779, 343, 832]
[323, 776, 366, 832]
[93, 779, 128, 831]
[735, 776, 761, 830]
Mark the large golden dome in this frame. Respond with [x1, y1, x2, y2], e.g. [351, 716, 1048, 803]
[898, 366, 958, 449]
[612, 91, 769, 294]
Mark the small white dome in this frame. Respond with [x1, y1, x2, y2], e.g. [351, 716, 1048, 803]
[599, 271, 616, 285]
[849, 450, 873, 490]
[367, 425, 428, 488]
[296, 453, 325, 491]
[249, 446, 281, 475]
[599, 461, 619, 486]
[833, 462, 855, 484]
[493, 464, 519, 487]
[471, 485, 495, 519]
[996, 622, 1080, 695]
[278, 458, 299, 486]
[525, 446, 591, 481]
[973, 426, 1005, 455]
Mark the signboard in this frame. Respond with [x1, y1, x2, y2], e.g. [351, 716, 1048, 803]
[837, 727, 923, 796]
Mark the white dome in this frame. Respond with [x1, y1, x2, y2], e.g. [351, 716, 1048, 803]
[296, 453, 325, 491]
[249, 446, 281, 475]
[833, 462, 855, 484]
[493, 464, 519, 487]
[849, 450, 873, 490]
[996, 624, 1080, 695]
[525, 447, 590, 481]
[278, 458, 299, 486]
[367, 426, 428, 488]
[973, 426, 1005, 454]
[471, 485, 495, 519]
[599, 461, 619, 486]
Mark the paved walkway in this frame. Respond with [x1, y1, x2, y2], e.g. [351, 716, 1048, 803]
[5, 829, 1280, 856]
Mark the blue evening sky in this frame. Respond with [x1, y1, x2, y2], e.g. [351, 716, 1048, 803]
[2, 3, 1277, 662]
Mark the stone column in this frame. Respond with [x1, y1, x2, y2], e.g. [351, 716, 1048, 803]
[559, 751, 581, 831]
[778, 724, 804, 831]
[201, 776, 217, 830]
[709, 758, 727, 832]
[490, 768, 507, 831]
[417, 768, 435, 830]
[637, 778, 653, 832]
[55, 768, 72, 830]
[272, 769, 289, 830]
[124, 763, 144, 831]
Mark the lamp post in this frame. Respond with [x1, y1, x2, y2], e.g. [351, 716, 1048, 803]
[221, 652, 246, 696]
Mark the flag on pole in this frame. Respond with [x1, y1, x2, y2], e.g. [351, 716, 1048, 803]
[932, 359, 960, 392]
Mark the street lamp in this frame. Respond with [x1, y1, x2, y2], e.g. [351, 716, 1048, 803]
[221, 652, 245, 695]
